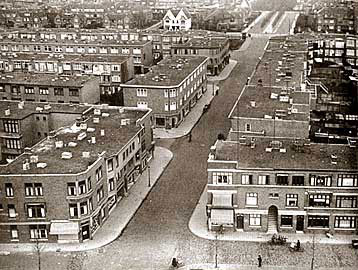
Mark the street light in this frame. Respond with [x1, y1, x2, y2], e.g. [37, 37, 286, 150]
[147, 165, 151, 187]
[215, 225, 223, 268]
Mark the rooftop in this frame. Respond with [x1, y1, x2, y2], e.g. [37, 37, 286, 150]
[229, 85, 310, 122]
[213, 138, 358, 171]
[171, 37, 228, 49]
[0, 106, 150, 175]
[123, 56, 208, 87]
[1, 52, 130, 64]
[0, 73, 97, 87]
[0, 100, 90, 120]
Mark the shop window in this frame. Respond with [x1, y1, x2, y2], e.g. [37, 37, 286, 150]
[281, 215, 293, 227]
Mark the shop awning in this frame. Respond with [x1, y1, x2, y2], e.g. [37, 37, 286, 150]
[212, 194, 232, 207]
[49, 222, 79, 235]
[211, 209, 234, 225]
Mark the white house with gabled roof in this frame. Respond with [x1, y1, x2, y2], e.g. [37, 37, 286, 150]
[162, 8, 191, 31]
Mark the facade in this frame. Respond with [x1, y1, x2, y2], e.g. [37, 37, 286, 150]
[121, 56, 208, 128]
[0, 104, 154, 243]
[0, 101, 91, 163]
[207, 137, 358, 234]
[162, 9, 192, 31]
[0, 73, 100, 104]
[0, 53, 134, 104]
[0, 36, 153, 74]
[171, 36, 230, 75]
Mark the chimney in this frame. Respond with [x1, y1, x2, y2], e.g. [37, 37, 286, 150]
[23, 159, 30, 171]
[5, 108, 10, 116]
[100, 129, 105, 136]
[91, 137, 96, 144]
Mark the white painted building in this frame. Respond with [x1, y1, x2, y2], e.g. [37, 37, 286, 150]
[163, 8, 192, 31]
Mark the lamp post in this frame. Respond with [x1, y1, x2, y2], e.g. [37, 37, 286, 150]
[214, 225, 223, 268]
[147, 165, 151, 187]
[311, 232, 315, 270]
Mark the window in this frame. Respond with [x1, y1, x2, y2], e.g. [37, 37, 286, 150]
[249, 214, 261, 226]
[241, 174, 253, 185]
[80, 202, 88, 216]
[69, 204, 78, 218]
[334, 216, 356, 229]
[78, 180, 87, 195]
[310, 175, 331, 186]
[4, 120, 19, 133]
[258, 175, 270, 185]
[308, 216, 329, 228]
[337, 175, 358, 187]
[281, 215, 293, 227]
[69, 88, 79, 97]
[25, 183, 34, 196]
[89, 198, 93, 211]
[246, 193, 258, 206]
[97, 186, 104, 202]
[245, 123, 251, 132]
[5, 138, 21, 149]
[137, 89, 147, 97]
[27, 204, 46, 218]
[54, 88, 64, 96]
[34, 183, 43, 196]
[107, 159, 113, 172]
[286, 194, 298, 207]
[109, 178, 115, 192]
[96, 166, 103, 181]
[269, 193, 279, 198]
[164, 89, 177, 98]
[29, 225, 47, 239]
[137, 101, 148, 108]
[39, 88, 49, 95]
[10, 225, 18, 240]
[87, 177, 92, 191]
[25, 87, 34, 94]
[0, 84, 4, 92]
[292, 175, 304, 186]
[5, 183, 14, 197]
[309, 194, 331, 207]
[8, 204, 16, 218]
[67, 183, 76, 196]
[276, 174, 289, 185]
[212, 172, 233, 185]
[336, 196, 357, 208]
[11, 86, 20, 95]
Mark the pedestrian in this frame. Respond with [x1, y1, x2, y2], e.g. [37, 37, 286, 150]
[296, 239, 301, 251]
[188, 132, 192, 142]
[258, 254, 262, 268]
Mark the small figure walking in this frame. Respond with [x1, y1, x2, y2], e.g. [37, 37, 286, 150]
[188, 132, 192, 142]
[258, 254, 262, 268]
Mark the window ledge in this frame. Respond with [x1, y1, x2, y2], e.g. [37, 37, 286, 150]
[285, 206, 299, 209]
[10, 239, 19, 242]
[30, 239, 48, 242]
[249, 225, 261, 227]
[245, 205, 258, 208]
[334, 228, 356, 231]
[307, 227, 330, 230]
[269, 197, 279, 199]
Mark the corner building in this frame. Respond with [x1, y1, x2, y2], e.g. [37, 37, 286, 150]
[0, 104, 154, 243]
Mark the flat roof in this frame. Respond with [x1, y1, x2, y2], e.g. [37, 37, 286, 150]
[0, 100, 90, 120]
[123, 56, 208, 87]
[229, 85, 310, 122]
[0, 73, 97, 87]
[214, 138, 358, 171]
[0, 106, 149, 175]
[1, 53, 130, 63]
[171, 37, 228, 49]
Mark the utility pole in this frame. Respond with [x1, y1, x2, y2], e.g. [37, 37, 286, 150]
[147, 165, 151, 187]
[311, 232, 315, 270]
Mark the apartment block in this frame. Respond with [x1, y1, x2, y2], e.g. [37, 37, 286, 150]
[0, 73, 100, 104]
[0, 104, 154, 243]
[121, 56, 208, 128]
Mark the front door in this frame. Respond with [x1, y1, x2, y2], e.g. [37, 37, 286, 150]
[296, 215, 304, 232]
[236, 215, 244, 230]
[82, 224, 90, 241]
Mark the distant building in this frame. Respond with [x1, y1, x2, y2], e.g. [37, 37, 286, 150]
[0, 104, 154, 243]
[121, 56, 208, 128]
[163, 8, 192, 31]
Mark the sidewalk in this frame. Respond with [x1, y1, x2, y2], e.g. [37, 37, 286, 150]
[177, 263, 357, 270]
[154, 60, 237, 139]
[0, 146, 173, 253]
[189, 188, 356, 245]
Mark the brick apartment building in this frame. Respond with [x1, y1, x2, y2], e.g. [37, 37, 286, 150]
[206, 34, 358, 235]
[171, 36, 230, 75]
[121, 55, 208, 128]
[0, 53, 134, 104]
[0, 101, 92, 162]
[0, 104, 154, 243]
[0, 73, 100, 104]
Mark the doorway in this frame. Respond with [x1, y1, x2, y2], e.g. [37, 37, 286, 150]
[267, 205, 278, 233]
[296, 215, 304, 232]
[236, 215, 244, 230]
[82, 224, 90, 241]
